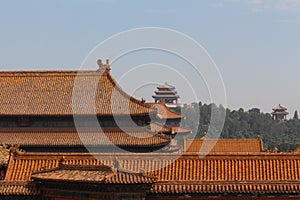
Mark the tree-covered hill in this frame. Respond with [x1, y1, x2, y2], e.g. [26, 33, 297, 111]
[175, 102, 300, 152]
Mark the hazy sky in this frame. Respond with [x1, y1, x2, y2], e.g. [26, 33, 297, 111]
[1, 0, 300, 116]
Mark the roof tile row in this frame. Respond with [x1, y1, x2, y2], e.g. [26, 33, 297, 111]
[0, 70, 152, 116]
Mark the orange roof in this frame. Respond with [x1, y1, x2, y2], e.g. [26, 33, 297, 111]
[0, 181, 38, 196]
[157, 82, 175, 89]
[150, 122, 172, 133]
[184, 138, 264, 154]
[0, 127, 171, 147]
[146, 103, 183, 119]
[0, 69, 153, 116]
[0, 146, 9, 166]
[272, 104, 287, 111]
[3, 151, 300, 195]
[294, 146, 300, 153]
[150, 122, 191, 134]
[32, 163, 156, 184]
[152, 181, 300, 194]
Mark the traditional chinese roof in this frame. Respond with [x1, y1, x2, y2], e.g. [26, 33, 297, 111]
[0, 69, 153, 116]
[151, 181, 300, 194]
[152, 94, 180, 99]
[157, 82, 175, 90]
[154, 90, 178, 95]
[0, 145, 9, 166]
[3, 151, 300, 195]
[0, 127, 171, 148]
[272, 104, 288, 111]
[184, 138, 265, 154]
[31, 163, 156, 184]
[153, 82, 180, 100]
[271, 111, 289, 115]
[147, 103, 183, 119]
[150, 122, 191, 135]
[294, 146, 300, 153]
[0, 181, 38, 196]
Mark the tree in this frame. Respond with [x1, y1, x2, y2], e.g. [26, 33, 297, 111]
[293, 110, 299, 120]
[181, 102, 300, 152]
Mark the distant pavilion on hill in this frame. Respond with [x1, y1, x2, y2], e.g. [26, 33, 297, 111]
[152, 82, 180, 108]
[271, 104, 289, 120]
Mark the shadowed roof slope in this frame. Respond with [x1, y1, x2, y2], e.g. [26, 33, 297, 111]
[0, 69, 152, 116]
[0, 127, 171, 147]
[31, 163, 156, 184]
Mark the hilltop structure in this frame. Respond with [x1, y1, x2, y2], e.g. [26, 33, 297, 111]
[152, 82, 180, 108]
[271, 104, 289, 120]
[0, 60, 300, 199]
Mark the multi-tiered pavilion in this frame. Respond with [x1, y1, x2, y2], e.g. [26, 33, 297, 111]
[271, 104, 289, 120]
[152, 82, 180, 107]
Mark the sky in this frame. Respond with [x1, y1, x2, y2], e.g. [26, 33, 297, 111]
[0, 0, 300, 116]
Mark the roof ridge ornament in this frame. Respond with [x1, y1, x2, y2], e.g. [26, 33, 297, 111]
[9, 144, 20, 158]
[97, 59, 111, 72]
[113, 157, 121, 171]
[58, 156, 66, 167]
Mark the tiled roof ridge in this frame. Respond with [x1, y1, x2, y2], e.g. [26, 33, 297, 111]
[0, 180, 34, 185]
[0, 127, 172, 147]
[0, 126, 171, 133]
[30, 161, 157, 185]
[157, 82, 175, 89]
[0, 70, 99, 76]
[146, 102, 183, 119]
[272, 104, 287, 110]
[0, 65, 154, 116]
[184, 137, 266, 154]
[151, 121, 181, 130]
[8, 151, 300, 158]
[150, 122, 191, 135]
[31, 163, 112, 176]
[160, 103, 184, 119]
[107, 167, 157, 181]
[0, 180, 38, 196]
[186, 138, 262, 142]
[294, 146, 300, 153]
[150, 121, 172, 130]
[159, 180, 300, 184]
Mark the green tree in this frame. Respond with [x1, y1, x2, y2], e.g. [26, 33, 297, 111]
[181, 102, 300, 152]
[293, 110, 298, 120]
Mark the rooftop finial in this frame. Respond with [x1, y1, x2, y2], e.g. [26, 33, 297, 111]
[113, 157, 121, 171]
[58, 156, 65, 167]
[105, 59, 111, 71]
[97, 59, 111, 72]
[97, 59, 103, 68]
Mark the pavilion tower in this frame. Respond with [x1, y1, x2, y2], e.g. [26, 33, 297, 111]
[271, 104, 289, 120]
[152, 82, 179, 108]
